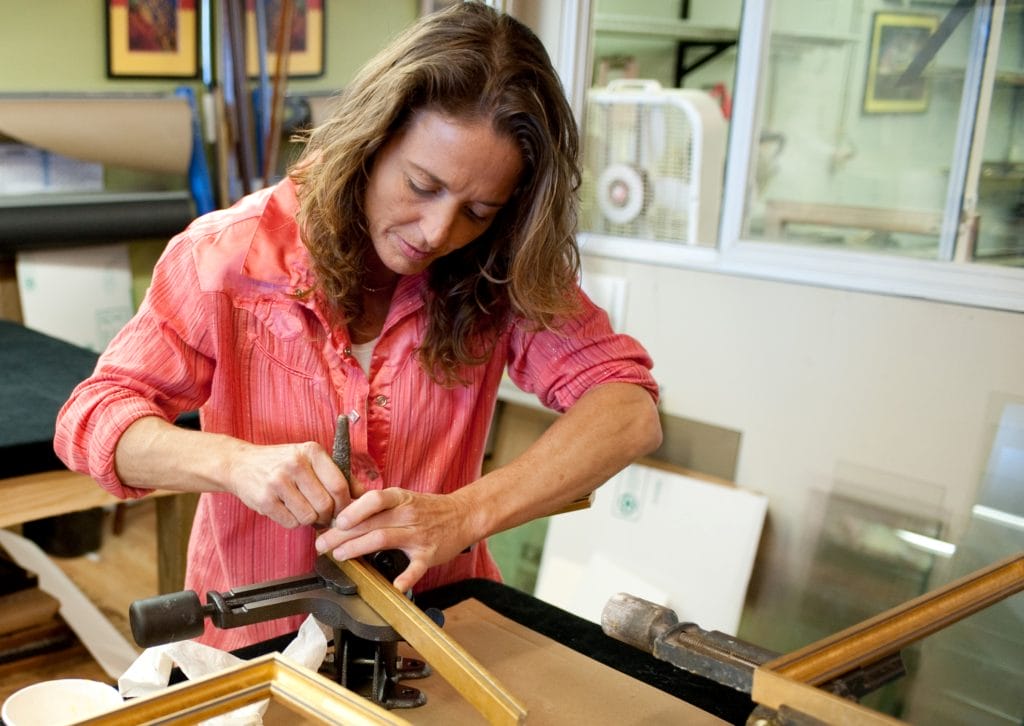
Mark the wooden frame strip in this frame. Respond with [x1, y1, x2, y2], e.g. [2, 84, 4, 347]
[753, 552, 1023, 723]
[83, 653, 407, 725]
[762, 551, 1023, 686]
[754, 668, 905, 725]
[336, 556, 528, 725]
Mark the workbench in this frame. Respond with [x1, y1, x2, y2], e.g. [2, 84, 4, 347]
[0, 319, 197, 593]
[418, 579, 754, 724]
[177, 578, 756, 725]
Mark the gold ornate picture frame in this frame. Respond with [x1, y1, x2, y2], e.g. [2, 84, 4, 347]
[80, 653, 409, 725]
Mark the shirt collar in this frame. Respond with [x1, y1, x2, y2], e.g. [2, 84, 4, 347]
[239, 178, 313, 293]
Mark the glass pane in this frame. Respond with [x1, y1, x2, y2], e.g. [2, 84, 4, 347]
[745, 1, 981, 259]
[579, 0, 739, 246]
[902, 401, 1024, 724]
[974, 6, 1024, 267]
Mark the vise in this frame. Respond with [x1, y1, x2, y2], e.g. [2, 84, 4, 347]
[129, 550, 440, 710]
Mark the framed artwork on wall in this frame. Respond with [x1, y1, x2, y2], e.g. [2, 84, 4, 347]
[245, 0, 325, 78]
[106, 0, 200, 79]
[862, 12, 939, 114]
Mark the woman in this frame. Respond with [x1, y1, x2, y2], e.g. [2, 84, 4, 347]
[55, 2, 661, 650]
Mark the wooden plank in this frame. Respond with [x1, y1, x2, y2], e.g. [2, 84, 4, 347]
[335, 557, 528, 725]
[753, 667, 904, 725]
[0, 470, 171, 529]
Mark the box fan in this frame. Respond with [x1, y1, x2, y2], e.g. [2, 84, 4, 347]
[580, 80, 727, 246]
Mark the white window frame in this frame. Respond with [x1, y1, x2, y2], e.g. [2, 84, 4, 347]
[561, 0, 1024, 313]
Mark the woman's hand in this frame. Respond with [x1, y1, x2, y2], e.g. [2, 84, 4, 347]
[113, 417, 357, 528]
[225, 440, 355, 528]
[314, 487, 474, 592]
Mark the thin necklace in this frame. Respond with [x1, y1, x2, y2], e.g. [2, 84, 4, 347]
[363, 279, 397, 293]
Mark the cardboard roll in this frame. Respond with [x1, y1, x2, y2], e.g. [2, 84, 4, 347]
[596, 163, 646, 225]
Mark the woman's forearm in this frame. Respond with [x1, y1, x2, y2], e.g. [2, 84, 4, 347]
[114, 416, 242, 494]
[456, 382, 662, 543]
[114, 416, 353, 528]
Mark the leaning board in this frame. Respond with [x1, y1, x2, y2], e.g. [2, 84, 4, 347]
[536, 463, 768, 635]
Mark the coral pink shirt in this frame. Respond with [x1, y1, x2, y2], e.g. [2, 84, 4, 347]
[54, 179, 657, 650]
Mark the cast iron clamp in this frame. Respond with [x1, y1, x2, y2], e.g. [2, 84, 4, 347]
[129, 551, 439, 709]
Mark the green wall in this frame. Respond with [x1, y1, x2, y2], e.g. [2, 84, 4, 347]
[0, 0, 419, 307]
[0, 1, 417, 94]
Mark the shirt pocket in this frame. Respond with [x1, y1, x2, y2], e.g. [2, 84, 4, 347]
[241, 298, 325, 379]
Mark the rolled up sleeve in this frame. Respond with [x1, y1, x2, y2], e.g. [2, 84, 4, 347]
[506, 288, 659, 413]
[54, 233, 215, 498]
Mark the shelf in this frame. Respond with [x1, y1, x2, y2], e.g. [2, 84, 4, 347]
[593, 13, 737, 44]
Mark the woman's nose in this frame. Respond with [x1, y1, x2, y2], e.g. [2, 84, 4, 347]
[421, 202, 458, 250]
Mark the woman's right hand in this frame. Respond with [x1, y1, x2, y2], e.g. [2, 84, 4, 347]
[225, 440, 355, 528]
[114, 417, 356, 529]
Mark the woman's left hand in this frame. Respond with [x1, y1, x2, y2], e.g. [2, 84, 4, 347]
[313, 487, 474, 592]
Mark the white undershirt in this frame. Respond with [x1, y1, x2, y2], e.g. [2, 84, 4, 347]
[350, 337, 379, 374]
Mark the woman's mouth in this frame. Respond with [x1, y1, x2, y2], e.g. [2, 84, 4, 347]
[398, 236, 431, 262]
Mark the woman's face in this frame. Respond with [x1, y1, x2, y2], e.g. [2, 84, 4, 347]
[363, 109, 523, 278]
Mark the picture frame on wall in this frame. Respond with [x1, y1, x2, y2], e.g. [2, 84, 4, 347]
[106, 0, 200, 79]
[862, 12, 939, 114]
[246, 0, 325, 78]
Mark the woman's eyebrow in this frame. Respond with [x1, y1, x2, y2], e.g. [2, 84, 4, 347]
[409, 162, 506, 208]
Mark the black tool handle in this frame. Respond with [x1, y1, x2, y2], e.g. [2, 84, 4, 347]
[129, 589, 208, 647]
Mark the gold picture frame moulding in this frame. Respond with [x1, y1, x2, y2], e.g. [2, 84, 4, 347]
[79, 652, 409, 725]
[751, 551, 1024, 724]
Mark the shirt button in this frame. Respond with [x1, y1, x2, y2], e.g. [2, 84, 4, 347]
[374, 394, 388, 407]
[343, 346, 352, 356]
[368, 470, 380, 480]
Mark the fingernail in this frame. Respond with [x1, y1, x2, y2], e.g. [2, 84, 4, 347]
[314, 537, 326, 553]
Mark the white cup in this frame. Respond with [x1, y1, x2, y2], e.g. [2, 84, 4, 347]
[2, 678, 123, 726]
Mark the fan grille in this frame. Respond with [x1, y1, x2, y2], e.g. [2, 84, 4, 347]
[581, 91, 698, 243]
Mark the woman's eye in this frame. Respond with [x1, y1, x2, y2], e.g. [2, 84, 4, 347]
[465, 207, 487, 223]
[407, 178, 433, 196]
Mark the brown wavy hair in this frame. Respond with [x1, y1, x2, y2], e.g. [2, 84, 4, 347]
[290, 1, 581, 383]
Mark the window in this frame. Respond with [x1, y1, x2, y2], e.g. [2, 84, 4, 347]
[570, 0, 1024, 312]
